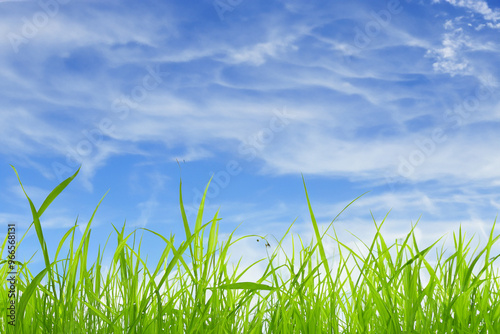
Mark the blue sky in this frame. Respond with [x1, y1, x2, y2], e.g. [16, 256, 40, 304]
[1, 0, 500, 275]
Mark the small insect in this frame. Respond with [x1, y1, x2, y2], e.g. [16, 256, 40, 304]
[257, 239, 270, 248]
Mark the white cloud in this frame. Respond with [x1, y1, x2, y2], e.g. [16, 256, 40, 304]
[221, 39, 298, 66]
[0, 1, 498, 201]
[442, 0, 500, 22]
[427, 1, 500, 77]
[426, 26, 470, 76]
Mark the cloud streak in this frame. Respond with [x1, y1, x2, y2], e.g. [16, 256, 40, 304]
[0, 0, 498, 275]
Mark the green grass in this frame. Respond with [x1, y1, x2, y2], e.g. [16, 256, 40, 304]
[1, 166, 500, 333]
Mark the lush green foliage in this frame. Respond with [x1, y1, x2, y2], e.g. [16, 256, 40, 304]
[1, 166, 500, 333]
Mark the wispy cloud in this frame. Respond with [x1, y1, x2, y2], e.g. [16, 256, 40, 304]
[0, 0, 499, 267]
[440, 0, 500, 23]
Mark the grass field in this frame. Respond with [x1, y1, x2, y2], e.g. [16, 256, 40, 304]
[1, 166, 500, 333]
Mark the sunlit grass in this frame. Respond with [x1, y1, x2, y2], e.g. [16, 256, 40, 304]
[1, 166, 500, 333]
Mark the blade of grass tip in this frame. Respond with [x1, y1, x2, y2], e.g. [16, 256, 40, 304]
[383, 238, 442, 291]
[288, 231, 326, 290]
[394, 222, 419, 269]
[10, 166, 80, 290]
[10, 165, 81, 219]
[179, 178, 192, 242]
[95, 245, 102, 301]
[270, 218, 296, 258]
[202, 210, 220, 285]
[67, 191, 109, 295]
[11, 167, 56, 297]
[467, 230, 500, 288]
[302, 174, 331, 284]
[61, 219, 78, 306]
[142, 221, 212, 289]
[206, 210, 220, 261]
[138, 231, 172, 280]
[111, 227, 134, 277]
[486, 218, 498, 263]
[321, 190, 371, 240]
[53, 225, 78, 263]
[193, 175, 214, 277]
[77, 190, 109, 245]
[178, 177, 212, 284]
[349, 212, 389, 289]
[52, 222, 78, 294]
